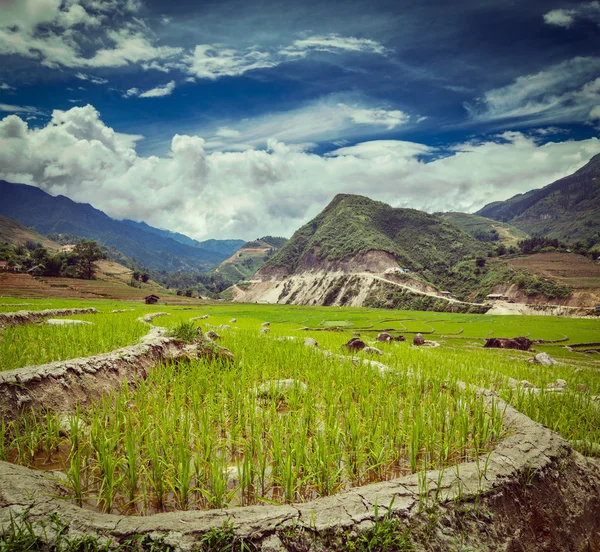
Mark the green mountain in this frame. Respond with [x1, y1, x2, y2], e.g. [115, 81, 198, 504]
[122, 219, 244, 257]
[261, 194, 490, 285]
[439, 212, 528, 246]
[475, 153, 600, 244]
[215, 236, 287, 285]
[0, 180, 229, 272]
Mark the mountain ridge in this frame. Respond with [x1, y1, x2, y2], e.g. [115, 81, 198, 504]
[0, 180, 240, 273]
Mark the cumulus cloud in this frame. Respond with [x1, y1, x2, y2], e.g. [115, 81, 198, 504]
[337, 104, 408, 129]
[544, 2, 600, 28]
[467, 57, 600, 125]
[0, 1, 182, 70]
[0, 83, 15, 90]
[1, 105, 599, 240]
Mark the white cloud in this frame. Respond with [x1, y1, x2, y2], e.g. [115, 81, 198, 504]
[467, 57, 600, 125]
[123, 87, 140, 97]
[138, 80, 176, 98]
[544, 2, 600, 28]
[200, 96, 415, 151]
[75, 73, 108, 85]
[0, 83, 15, 90]
[68, 99, 83, 103]
[0, 2, 182, 70]
[184, 34, 387, 80]
[1, 105, 599, 240]
[590, 106, 600, 120]
[0, 103, 42, 114]
[280, 34, 386, 57]
[337, 103, 408, 129]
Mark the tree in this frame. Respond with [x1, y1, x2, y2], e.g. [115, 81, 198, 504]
[132, 271, 141, 281]
[475, 257, 486, 268]
[141, 272, 150, 283]
[73, 241, 105, 280]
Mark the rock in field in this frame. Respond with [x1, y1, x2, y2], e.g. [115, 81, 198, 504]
[534, 352, 557, 366]
[413, 333, 425, 346]
[219, 324, 231, 330]
[46, 319, 92, 326]
[363, 346, 383, 355]
[345, 337, 366, 351]
[547, 379, 567, 391]
[376, 332, 393, 342]
[394, 335, 406, 342]
[304, 337, 319, 348]
[262, 322, 270, 327]
[255, 379, 307, 398]
[206, 330, 221, 340]
[483, 337, 532, 351]
[230, 318, 237, 323]
[260, 327, 270, 334]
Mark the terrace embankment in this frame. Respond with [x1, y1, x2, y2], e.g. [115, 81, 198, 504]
[0, 307, 97, 328]
[0, 389, 599, 550]
[0, 314, 233, 421]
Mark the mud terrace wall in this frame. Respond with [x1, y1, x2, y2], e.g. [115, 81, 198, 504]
[0, 319, 599, 550]
[0, 307, 98, 328]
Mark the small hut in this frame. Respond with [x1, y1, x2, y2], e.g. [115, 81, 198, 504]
[145, 294, 160, 305]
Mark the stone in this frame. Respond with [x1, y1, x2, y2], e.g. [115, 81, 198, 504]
[219, 324, 231, 330]
[520, 380, 535, 388]
[422, 340, 441, 348]
[304, 337, 319, 348]
[547, 379, 567, 390]
[262, 322, 270, 327]
[345, 337, 366, 351]
[255, 379, 307, 398]
[394, 335, 406, 342]
[46, 319, 92, 326]
[576, 384, 589, 393]
[534, 352, 557, 366]
[206, 330, 221, 340]
[413, 333, 425, 346]
[376, 332, 393, 342]
[230, 318, 237, 323]
[363, 346, 383, 355]
[483, 337, 532, 351]
[260, 327, 270, 334]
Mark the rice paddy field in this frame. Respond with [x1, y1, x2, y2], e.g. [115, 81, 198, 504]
[1, 296, 599, 517]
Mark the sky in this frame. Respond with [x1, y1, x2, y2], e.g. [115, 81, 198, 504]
[0, 0, 599, 240]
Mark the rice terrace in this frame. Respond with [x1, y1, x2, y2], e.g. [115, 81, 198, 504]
[2, 0, 600, 549]
[0, 294, 599, 551]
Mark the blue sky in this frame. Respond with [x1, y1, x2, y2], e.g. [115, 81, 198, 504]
[0, 0, 599, 239]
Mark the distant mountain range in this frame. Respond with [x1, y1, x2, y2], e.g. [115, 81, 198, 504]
[0, 180, 243, 272]
[476, 153, 600, 244]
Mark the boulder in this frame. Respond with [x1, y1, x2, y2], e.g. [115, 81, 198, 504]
[547, 379, 567, 390]
[255, 379, 307, 399]
[46, 319, 92, 326]
[229, 318, 237, 323]
[304, 337, 319, 348]
[206, 330, 221, 340]
[376, 332, 393, 342]
[394, 335, 406, 342]
[344, 337, 366, 351]
[534, 352, 557, 366]
[483, 337, 532, 351]
[260, 327, 270, 334]
[413, 333, 425, 346]
[219, 324, 231, 330]
[262, 322, 270, 327]
[363, 346, 383, 356]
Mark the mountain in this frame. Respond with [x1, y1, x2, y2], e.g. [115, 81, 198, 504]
[122, 220, 244, 257]
[476, 154, 600, 244]
[0, 216, 60, 251]
[439, 212, 528, 246]
[0, 180, 230, 272]
[260, 194, 490, 281]
[233, 194, 492, 312]
[215, 236, 287, 287]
